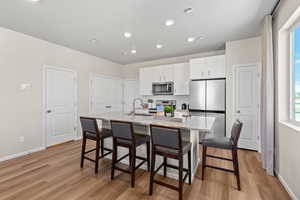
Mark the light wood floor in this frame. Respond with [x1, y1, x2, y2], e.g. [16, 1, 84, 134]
[0, 140, 290, 200]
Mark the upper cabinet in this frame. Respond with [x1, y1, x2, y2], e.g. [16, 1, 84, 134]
[152, 65, 174, 82]
[173, 63, 189, 95]
[189, 55, 225, 80]
[139, 63, 188, 96]
[139, 67, 153, 95]
[140, 55, 226, 96]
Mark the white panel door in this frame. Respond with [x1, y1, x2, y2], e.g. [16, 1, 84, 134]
[123, 80, 140, 113]
[45, 67, 77, 147]
[90, 75, 123, 114]
[234, 64, 260, 150]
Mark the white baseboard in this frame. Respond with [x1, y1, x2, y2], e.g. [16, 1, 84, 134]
[0, 147, 46, 162]
[276, 171, 299, 200]
[74, 136, 82, 141]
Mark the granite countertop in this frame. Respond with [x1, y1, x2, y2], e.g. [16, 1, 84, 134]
[85, 112, 215, 132]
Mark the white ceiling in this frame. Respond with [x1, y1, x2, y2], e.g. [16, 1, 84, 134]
[0, 0, 277, 64]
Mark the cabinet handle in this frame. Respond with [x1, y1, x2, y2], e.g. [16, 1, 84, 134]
[208, 70, 211, 76]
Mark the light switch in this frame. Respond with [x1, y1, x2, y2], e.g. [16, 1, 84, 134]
[20, 83, 32, 90]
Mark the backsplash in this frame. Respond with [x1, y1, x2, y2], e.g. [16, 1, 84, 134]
[141, 95, 189, 109]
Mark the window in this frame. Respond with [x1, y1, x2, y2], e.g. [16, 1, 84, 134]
[291, 25, 300, 121]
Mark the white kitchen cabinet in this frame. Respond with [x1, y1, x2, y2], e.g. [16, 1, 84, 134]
[152, 65, 174, 82]
[161, 65, 174, 82]
[173, 63, 190, 95]
[190, 55, 225, 80]
[123, 80, 140, 113]
[151, 66, 161, 83]
[139, 67, 153, 95]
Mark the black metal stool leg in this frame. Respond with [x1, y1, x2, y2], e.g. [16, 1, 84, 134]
[111, 139, 117, 180]
[95, 139, 100, 174]
[202, 145, 207, 180]
[80, 136, 86, 168]
[146, 141, 150, 172]
[178, 156, 183, 200]
[163, 157, 167, 177]
[131, 147, 136, 188]
[101, 139, 104, 157]
[149, 148, 156, 195]
[232, 148, 241, 190]
[188, 150, 192, 184]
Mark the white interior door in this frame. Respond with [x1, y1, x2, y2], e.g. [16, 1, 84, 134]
[234, 64, 260, 150]
[45, 67, 77, 147]
[123, 80, 140, 113]
[90, 75, 123, 114]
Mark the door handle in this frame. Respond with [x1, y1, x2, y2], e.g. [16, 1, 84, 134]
[46, 110, 52, 114]
[236, 110, 240, 113]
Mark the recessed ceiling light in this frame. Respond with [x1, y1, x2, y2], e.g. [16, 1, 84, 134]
[30, 0, 41, 2]
[124, 32, 132, 38]
[131, 49, 137, 54]
[184, 8, 193, 14]
[156, 44, 163, 49]
[165, 19, 175, 26]
[187, 37, 195, 42]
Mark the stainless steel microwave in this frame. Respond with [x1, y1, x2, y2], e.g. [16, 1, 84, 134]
[152, 82, 174, 95]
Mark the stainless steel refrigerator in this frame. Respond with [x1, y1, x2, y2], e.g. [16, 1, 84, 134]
[189, 79, 226, 137]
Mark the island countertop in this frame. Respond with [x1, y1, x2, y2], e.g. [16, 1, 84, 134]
[84, 112, 215, 132]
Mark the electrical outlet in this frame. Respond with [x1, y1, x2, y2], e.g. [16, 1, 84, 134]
[19, 136, 25, 143]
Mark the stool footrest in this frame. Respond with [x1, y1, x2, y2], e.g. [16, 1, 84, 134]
[205, 164, 234, 173]
[115, 153, 130, 164]
[153, 180, 178, 191]
[154, 163, 165, 174]
[84, 148, 97, 154]
[83, 156, 96, 163]
[206, 154, 233, 161]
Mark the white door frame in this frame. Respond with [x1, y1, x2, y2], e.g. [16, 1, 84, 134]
[42, 65, 78, 147]
[232, 63, 261, 152]
[89, 73, 123, 114]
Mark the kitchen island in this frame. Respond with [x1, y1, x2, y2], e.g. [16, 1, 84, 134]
[84, 112, 215, 183]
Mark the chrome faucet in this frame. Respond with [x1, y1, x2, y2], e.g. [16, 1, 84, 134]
[129, 98, 144, 116]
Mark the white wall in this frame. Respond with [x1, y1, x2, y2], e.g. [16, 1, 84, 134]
[225, 37, 262, 135]
[273, 1, 300, 199]
[0, 27, 123, 158]
[123, 50, 225, 80]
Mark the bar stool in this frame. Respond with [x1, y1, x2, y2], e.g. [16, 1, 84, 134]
[149, 125, 192, 200]
[80, 117, 113, 174]
[110, 120, 150, 188]
[202, 120, 243, 190]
